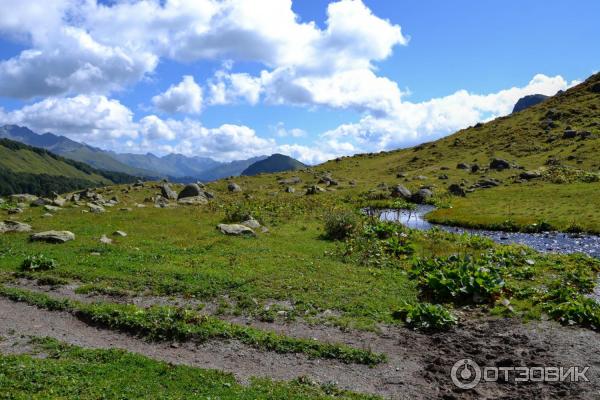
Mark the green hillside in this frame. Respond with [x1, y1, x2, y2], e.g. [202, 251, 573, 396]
[241, 153, 306, 176]
[0, 139, 137, 196]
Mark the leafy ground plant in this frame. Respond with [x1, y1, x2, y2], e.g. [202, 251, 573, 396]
[410, 255, 505, 304]
[392, 302, 457, 332]
[19, 254, 57, 272]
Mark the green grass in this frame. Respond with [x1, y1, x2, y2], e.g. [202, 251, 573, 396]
[0, 286, 385, 365]
[426, 182, 600, 233]
[0, 337, 379, 400]
[0, 146, 108, 182]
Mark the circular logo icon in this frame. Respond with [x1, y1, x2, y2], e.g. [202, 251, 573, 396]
[451, 358, 482, 389]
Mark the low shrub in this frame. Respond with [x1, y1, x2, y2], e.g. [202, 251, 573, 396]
[324, 210, 359, 240]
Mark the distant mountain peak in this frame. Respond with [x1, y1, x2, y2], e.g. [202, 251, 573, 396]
[512, 94, 549, 113]
[241, 153, 306, 176]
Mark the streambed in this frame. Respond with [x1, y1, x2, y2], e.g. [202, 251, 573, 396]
[375, 205, 600, 259]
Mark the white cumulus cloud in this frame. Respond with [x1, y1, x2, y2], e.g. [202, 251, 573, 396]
[152, 75, 203, 114]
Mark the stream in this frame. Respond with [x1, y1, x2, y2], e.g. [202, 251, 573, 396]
[376, 205, 600, 259]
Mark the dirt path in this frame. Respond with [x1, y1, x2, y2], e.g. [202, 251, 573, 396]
[2, 285, 600, 399]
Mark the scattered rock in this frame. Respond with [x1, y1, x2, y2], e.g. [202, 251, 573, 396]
[42, 213, 53, 218]
[113, 231, 127, 237]
[438, 174, 448, 180]
[477, 178, 501, 188]
[305, 185, 325, 195]
[390, 184, 412, 200]
[457, 163, 470, 170]
[160, 184, 178, 200]
[448, 184, 466, 197]
[489, 158, 511, 171]
[7, 208, 23, 214]
[99, 235, 113, 245]
[177, 196, 208, 205]
[154, 196, 170, 208]
[133, 179, 145, 187]
[177, 184, 202, 200]
[0, 220, 32, 233]
[31, 198, 51, 207]
[285, 186, 295, 193]
[562, 129, 577, 139]
[414, 175, 428, 180]
[227, 182, 242, 192]
[278, 177, 302, 185]
[217, 224, 256, 236]
[471, 164, 480, 173]
[30, 230, 75, 244]
[520, 171, 542, 180]
[88, 203, 106, 213]
[241, 218, 261, 229]
[44, 205, 61, 212]
[411, 188, 433, 204]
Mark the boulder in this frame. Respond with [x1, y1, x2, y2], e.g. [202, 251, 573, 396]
[44, 205, 61, 212]
[227, 182, 242, 192]
[241, 218, 261, 229]
[520, 171, 542, 180]
[477, 178, 500, 188]
[438, 174, 449, 180]
[0, 220, 32, 233]
[457, 163, 470, 170]
[177, 196, 208, 205]
[30, 230, 75, 243]
[489, 158, 510, 171]
[7, 208, 23, 214]
[390, 184, 412, 200]
[133, 179, 145, 187]
[562, 129, 577, 139]
[99, 235, 113, 245]
[177, 184, 201, 200]
[88, 203, 106, 213]
[31, 198, 51, 207]
[448, 184, 466, 197]
[217, 224, 256, 236]
[52, 197, 66, 207]
[470, 164, 480, 173]
[113, 230, 127, 237]
[278, 176, 302, 185]
[412, 188, 433, 204]
[154, 196, 170, 208]
[159, 184, 177, 200]
[305, 185, 325, 195]
[285, 186, 295, 193]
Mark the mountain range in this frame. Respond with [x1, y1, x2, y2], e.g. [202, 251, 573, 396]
[0, 125, 269, 182]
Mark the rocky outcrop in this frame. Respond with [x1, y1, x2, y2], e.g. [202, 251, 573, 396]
[30, 230, 75, 243]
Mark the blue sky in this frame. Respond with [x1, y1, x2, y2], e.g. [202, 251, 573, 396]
[0, 0, 598, 163]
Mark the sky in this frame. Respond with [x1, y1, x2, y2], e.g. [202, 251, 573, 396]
[0, 0, 598, 164]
